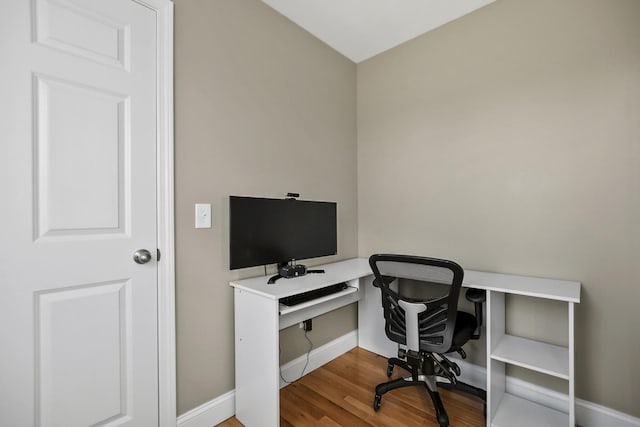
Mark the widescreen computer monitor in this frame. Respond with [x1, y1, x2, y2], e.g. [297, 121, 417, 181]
[229, 196, 337, 270]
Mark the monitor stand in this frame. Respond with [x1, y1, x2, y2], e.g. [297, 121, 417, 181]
[267, 261, 325, 284]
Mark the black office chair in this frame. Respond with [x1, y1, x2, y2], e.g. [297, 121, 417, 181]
[369, 254, 486, 427]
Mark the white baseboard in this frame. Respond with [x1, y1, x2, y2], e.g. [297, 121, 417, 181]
[576, 399, 640, 427]
[176, 390, 235, 427]
[178, 331, 640, 427]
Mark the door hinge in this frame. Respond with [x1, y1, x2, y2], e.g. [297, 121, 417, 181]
[157, 248, 161, 262]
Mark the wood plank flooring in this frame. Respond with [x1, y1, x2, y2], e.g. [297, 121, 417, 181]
[217, 347, 485, 426]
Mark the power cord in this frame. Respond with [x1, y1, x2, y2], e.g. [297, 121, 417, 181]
[279, 330, 314, 385]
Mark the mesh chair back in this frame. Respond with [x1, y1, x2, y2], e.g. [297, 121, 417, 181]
[369, 254, 464, 354]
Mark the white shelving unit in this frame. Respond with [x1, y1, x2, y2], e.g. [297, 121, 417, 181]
[463, 271, 581, 427]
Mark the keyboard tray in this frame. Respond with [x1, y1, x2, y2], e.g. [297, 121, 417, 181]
[280, 282, 348, 307]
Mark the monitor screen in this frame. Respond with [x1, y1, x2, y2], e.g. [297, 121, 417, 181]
[229, 196, 337, 270]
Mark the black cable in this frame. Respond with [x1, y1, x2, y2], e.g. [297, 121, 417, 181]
[279, 330, 314, 385]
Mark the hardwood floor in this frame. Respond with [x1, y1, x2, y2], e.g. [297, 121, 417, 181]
[218, 347, 485, 426]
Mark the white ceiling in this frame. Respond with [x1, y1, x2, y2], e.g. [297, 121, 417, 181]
[261, 0, 496, 63]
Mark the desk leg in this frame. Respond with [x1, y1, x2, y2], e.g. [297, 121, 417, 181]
[568, 302, 575, 427]
[486, 291, 505, 426]
[234, 289, 279, 427]
[357, 276, 397, 358]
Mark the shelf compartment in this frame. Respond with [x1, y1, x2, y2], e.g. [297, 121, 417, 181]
[491, 334, 569, 379]
[492, 393, 568, 427]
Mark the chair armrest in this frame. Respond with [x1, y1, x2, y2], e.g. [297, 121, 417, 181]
[465, 288, 486, 336]
[465, 288, 486, 303]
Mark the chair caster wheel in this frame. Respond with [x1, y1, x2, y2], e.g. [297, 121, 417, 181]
[373, 395, 382, 411]
[452, 364, 460, 376]
[386, 363, 394, 377]
[437, 414, 449, 427]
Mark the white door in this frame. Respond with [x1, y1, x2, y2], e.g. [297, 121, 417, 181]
[0, 0, 160, 425]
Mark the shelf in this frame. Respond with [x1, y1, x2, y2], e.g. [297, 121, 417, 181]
[491, 334, 569, 379]
[492, 393, 568, 427]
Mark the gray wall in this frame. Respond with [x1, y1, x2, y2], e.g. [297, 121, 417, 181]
[174, 0, 357, 415]
[357, 0, 640, 417]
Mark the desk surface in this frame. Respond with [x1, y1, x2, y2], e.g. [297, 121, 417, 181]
[464, 270, 580, 302]
[230, 257, 580, 303]
[230, 258, 372, 300]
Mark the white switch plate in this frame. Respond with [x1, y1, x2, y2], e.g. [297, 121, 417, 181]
[195, 203, 212, 228]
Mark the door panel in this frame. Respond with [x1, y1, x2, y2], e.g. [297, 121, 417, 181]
[34, 74, 128, 237]
[0, 1, 159, 425]
[36, 280, 132, 426]
[33, 0, 131, 70]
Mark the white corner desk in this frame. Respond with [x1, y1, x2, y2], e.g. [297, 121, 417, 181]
[230, 258, 580, 427]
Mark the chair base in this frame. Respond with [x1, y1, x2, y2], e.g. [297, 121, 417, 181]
[372, 355, 486, 427]
[374, 376, 450, 426]
[437, 379, 486, 401]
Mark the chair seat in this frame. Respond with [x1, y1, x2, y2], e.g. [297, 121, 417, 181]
[451, 311, 477, 350]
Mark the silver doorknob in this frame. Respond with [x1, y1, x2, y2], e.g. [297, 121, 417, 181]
[133, 249, 152, 264]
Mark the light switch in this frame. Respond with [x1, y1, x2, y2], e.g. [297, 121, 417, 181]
[195, 203, 212, 229]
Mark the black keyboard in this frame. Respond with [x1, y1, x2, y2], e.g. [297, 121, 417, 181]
[280, 282, 348, 307]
